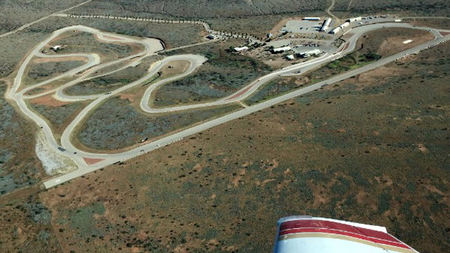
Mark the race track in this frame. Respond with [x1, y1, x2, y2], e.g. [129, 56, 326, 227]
[5, 22, 448, 188]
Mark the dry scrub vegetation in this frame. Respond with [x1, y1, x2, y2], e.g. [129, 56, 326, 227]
[33, 41, 450, 253]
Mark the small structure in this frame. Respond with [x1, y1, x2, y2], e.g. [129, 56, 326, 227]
[320, 18, 332, 32]
[340, 22, 350, 28]
[50, 45, 62, 52]
[330, 27, 341, 34]
[267, 33, 273, 39]
[297, 49, 322, 58]
[206, 34, 216, 40]
[286, 54, 295, 60]
[347, 17, 362, 22]
[303, 17, 320, 21]
[272, 46, 291, 53]
[234, 46, 249, 52]
[395, 19, 402, 22]
[403, 39, 413, 44]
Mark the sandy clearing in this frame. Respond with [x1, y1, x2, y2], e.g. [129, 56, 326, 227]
[102, 35, 123, 41]
[119, 93, 136, 102]
[159, 60, 190, 78]
[32, 56, 87, 64]
[93, 33, 146, 55]
[376, 31, 434, 56]
[356, 66, 408, 84]
[35, 130, 77, 175]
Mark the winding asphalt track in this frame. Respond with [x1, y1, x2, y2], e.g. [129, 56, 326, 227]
[6, 22, 448, 188]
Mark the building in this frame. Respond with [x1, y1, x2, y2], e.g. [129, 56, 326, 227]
[303, 17, 320, 21]
[206, 34, 216, 40]
[347, 17, 362, 22]
[339, 22, 350, 28]
[330, 27, 341, 34]
[320, 18, 332, 32]
[234, 46, 249, 52]
[297, 49, 322, 58]
[272, 46, 292, 53]
[50, 45, 62, 52]
[286, 54, 295, 60]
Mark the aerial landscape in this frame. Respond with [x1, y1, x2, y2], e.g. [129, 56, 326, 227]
[0, 0, 449, 252]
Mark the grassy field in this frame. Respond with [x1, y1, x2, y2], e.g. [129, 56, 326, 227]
[0, 29, 53, 78]
[65, 57, 158, 95]
[334, 0, 450, 16]
[67, 0, 450, 18]
[407, 17, 450, 30]
[244, 77, 309, 105]
[29, 99, 85, 138]
[70, 0, 328, 18]
[25, 59, 84, 85]
[0, 82, 46, 195]
[33, 40, 450, 252]
[0, 0, 86, 34]
[155, 40, 273, 106]
[35, 16, 206, 49]
[0, 187, 62, 252]
[48, 31, 135, 62]
[76, 96, 242, 151]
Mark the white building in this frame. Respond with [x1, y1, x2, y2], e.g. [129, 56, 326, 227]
[50, 45, 62, 52]
[298, 49, 322, 58]
[272, 46, 292, 53]
[234, 46, 249, 52]
[320, 18, 332, 32]
[303, 17, 320, 21]
[330, 27, 341, 34]
[286, 54, 295, 60]
[347, 17, 362, 22]
[339, 22, 350, 28]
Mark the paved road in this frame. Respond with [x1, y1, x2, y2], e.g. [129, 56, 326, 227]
[7, 25, 164, 176]
[6, 21, 447, 188]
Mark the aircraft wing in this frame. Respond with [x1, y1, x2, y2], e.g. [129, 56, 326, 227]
[274, 216, 418, 253]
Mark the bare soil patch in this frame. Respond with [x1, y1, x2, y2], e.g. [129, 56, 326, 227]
[30, 94, 70, 107]
[32, 56, 87, 64]
[359, 27, 434, 57]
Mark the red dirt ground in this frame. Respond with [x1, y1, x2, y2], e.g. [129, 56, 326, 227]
[83, 157, 104, 165]
[30, 94, 70, 107]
